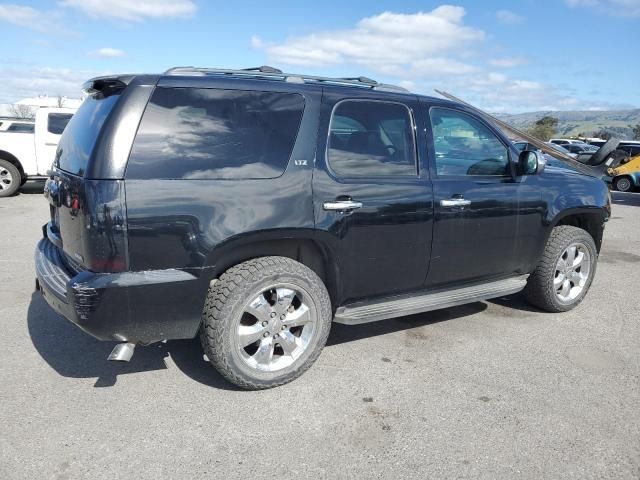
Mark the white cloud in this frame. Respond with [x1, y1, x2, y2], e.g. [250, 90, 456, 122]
[59, 0, 197, 22]
[565, 0, 640, 16]
[253, 6, 485, 75]
[0, 66, 96, 103]
[495, 9, 524, 24]
[0, 4, 74, 34]
[90, 47, 126, 57]
[488, 56, 529, 68]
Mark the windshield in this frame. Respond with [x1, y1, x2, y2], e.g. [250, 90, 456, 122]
[56, 93, 121, 176]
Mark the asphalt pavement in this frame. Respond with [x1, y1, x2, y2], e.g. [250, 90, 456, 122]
[1, 186, 639, 479]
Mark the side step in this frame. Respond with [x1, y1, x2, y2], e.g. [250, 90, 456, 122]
[333, 275, 528, 325]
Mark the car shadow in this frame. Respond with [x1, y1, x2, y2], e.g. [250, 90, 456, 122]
[486, 293, 544, 313]
[27, 292, 237, 389]
[19, 183, 45, 195]
[28, 293, 493, 389]
[612, 191, 640, 207]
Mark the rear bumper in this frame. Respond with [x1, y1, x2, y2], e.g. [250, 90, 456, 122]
[35, 237, 207, 344]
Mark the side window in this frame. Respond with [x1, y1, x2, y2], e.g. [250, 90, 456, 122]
[47, 113, 73, 135]
[430, 108, 509, 176]
[7, 123, 35, 133]
[127, 87, 305, 180]
[327, 100, 416, 177]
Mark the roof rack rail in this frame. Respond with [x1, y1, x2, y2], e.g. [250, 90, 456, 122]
[241, 65, 283, 74]
[163, 66, 410, 93]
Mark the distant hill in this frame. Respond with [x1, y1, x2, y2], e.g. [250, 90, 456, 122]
[498, 109, 640, 140]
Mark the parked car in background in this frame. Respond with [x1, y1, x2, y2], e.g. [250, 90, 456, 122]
[563, 144, 598, 154]
[606, 152, 640, 192]
[549, 138, 587, 146]
[545, 142, 578, 158]
[0, 107, 76, 197]
[615, 142, 640, 158]
[35, 67, 612, 389]
[0, 119, 35, 133]
[588, 139, 608, 148]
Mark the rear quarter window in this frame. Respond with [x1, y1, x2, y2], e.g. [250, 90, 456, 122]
[126, 87, 305, 180]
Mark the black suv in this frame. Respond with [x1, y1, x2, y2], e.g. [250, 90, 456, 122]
[35, 67, 611, 389]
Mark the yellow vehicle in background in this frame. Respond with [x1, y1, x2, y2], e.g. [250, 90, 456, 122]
[608, 153, 640, 192]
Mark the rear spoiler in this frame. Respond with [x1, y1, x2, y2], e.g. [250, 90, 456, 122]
[434, 90, 625, 178]
[82, 75, 136, 96]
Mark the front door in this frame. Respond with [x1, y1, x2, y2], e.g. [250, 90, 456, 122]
[424, 105, 523, 289]
[312, 93, 434, 305]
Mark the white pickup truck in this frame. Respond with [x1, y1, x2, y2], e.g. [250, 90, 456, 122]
[0, 107, 76, 197]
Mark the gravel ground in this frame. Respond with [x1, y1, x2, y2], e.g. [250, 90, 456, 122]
[1, 186, 639, 480]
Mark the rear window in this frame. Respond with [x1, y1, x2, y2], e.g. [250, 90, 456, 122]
[56, 94, 120, 176]
[126, 87, 305, 180]
[48, 113, 73, 135]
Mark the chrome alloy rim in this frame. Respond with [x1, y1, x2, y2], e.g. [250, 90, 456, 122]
[617, 177, 631, 191]
[235, 286, 316, 372]
[0, 166, 13, 191]
[554, 243, 591, 303]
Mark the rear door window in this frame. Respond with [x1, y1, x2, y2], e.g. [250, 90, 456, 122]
[126, 87, 305, 180]
[47, 113, 73, 135]
[327, 100, 416, 177]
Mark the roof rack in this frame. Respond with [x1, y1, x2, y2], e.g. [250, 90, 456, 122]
[163, 66, 410, 93]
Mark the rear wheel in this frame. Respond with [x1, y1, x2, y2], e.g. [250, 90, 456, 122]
[0, 159, 21, 197]
[200, 256, 332, 389]
[524, 225, 597, 312]
[613, 176, 633, 192]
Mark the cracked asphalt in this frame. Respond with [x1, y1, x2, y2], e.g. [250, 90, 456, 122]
[1, 186, 639, 479]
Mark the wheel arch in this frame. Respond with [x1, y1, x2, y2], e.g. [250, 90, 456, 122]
[204, 232, 341, 310]
[0, 150, 25, 181]
[550, 208, 607, 252]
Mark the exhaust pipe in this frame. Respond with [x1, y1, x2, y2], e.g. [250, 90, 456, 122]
[108, 342, 136, 362]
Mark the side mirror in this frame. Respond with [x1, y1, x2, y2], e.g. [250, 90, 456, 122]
[517, 150, 541, 175]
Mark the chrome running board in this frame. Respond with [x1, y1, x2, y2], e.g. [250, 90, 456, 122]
[333, 275, 528, 325]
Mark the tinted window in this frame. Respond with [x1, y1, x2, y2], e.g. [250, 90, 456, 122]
[47, 113, 73, 135]
[327, 101, 416, 177]
[57, 94, 121, 176]
[7, 123, 35, 133]
[430, 108, 509, 176]
[127, 88, 305, 180]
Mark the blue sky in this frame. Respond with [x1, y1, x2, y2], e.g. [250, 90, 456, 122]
[0, 0, 638, 112]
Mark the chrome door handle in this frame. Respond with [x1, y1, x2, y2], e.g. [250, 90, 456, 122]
[440, 198, 471, 207]
[323, 200, 363, 211]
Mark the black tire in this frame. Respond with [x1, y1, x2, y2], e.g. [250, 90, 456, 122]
[200, 256, 332, 390]
[0, 159, 21, 197]
[524, 225, 598, 313]
[613, 175, 633, 192]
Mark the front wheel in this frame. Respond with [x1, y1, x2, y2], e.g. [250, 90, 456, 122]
[524, 225, 598, 312]
[200, 256, 332, 389]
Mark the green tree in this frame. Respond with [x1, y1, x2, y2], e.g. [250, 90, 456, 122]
[594, 129, 612, 140]
[525, 116, 559, 141]
[633, 124, 640, 140]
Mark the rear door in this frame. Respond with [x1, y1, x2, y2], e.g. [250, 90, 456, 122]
[424, 104, 524, 289]
[312, 92, 433, 304]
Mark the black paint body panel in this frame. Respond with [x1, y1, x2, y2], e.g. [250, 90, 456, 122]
[34, 74, 611, 344]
